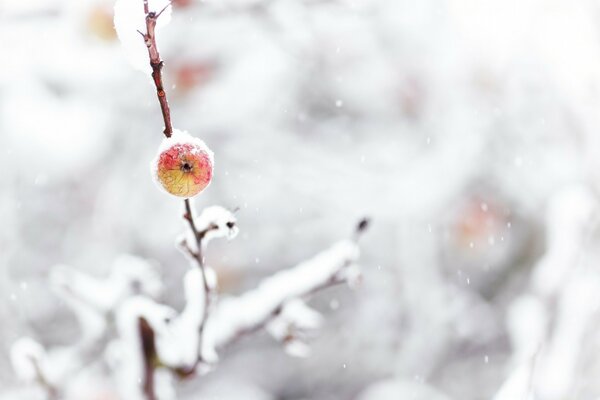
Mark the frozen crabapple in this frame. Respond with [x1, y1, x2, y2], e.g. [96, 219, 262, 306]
[152, 130, 214, 198]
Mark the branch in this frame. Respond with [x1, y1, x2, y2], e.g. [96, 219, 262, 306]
[139, 317, 158, 400]
[203, 238, 362, 350]
[139, 0, 214, 348]
[138, 4, 176, 398]
[141, 1, 173, 138]
[182, 199, 215, 349]
[205, 219, 368, 349]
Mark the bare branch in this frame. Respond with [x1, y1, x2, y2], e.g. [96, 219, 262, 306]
[182, 198, 215, 360]
[140, 1, 173, 137]
[139, 317, 158, 400]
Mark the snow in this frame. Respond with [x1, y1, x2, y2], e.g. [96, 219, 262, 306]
[205, 240, 360, 349]
[155, 129, 214, 161]
[492, 363, 534, 400]
[154, 368, 176, 400]
[113, 296, 176, 400]
[50, 254, 163, 313]
[2, 81, 110, 180]
[275, 299, 324, 332]
[283, 339, 312, 358]
[506, 295, 546, 362]
[266, 299, 324, 356]
[357, 379, 452, 400]
[531, 185, 596, 297]
[114, 0, 172, 74]
[155, 267, 206, 369]
[190, 378, 274, 400]
[10, 338, 45, 383]
[494, 185, 600, 400]
[536, 272, 600, 400]
[266, 299, 324, 358]
[179, 205, 239, 253]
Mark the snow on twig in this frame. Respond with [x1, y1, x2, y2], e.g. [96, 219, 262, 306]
[204, 239, 361, 352]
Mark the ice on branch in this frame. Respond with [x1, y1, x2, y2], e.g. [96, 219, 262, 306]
[204, 240, 361, 351]
[114, 0, 172, 74]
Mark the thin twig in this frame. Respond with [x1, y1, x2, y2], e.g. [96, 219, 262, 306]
[183, 199, 214, 347]
[141, 1, 173, 137]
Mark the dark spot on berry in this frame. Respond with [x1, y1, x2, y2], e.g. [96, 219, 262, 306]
[181, 162, 193, 172]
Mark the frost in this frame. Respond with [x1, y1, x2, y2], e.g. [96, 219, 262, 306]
[114, 0, 172, 74]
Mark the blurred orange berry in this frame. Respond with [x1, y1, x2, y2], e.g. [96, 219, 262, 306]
[87, 5, 117, 41]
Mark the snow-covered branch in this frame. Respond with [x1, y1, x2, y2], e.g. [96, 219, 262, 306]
[494, 186, 600, 400]
[204, 238, 362, 352]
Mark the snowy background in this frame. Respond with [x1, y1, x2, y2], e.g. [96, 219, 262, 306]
[3, 0, 600, 399]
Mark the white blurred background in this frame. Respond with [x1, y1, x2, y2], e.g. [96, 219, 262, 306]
[2, 0, 600, 399]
